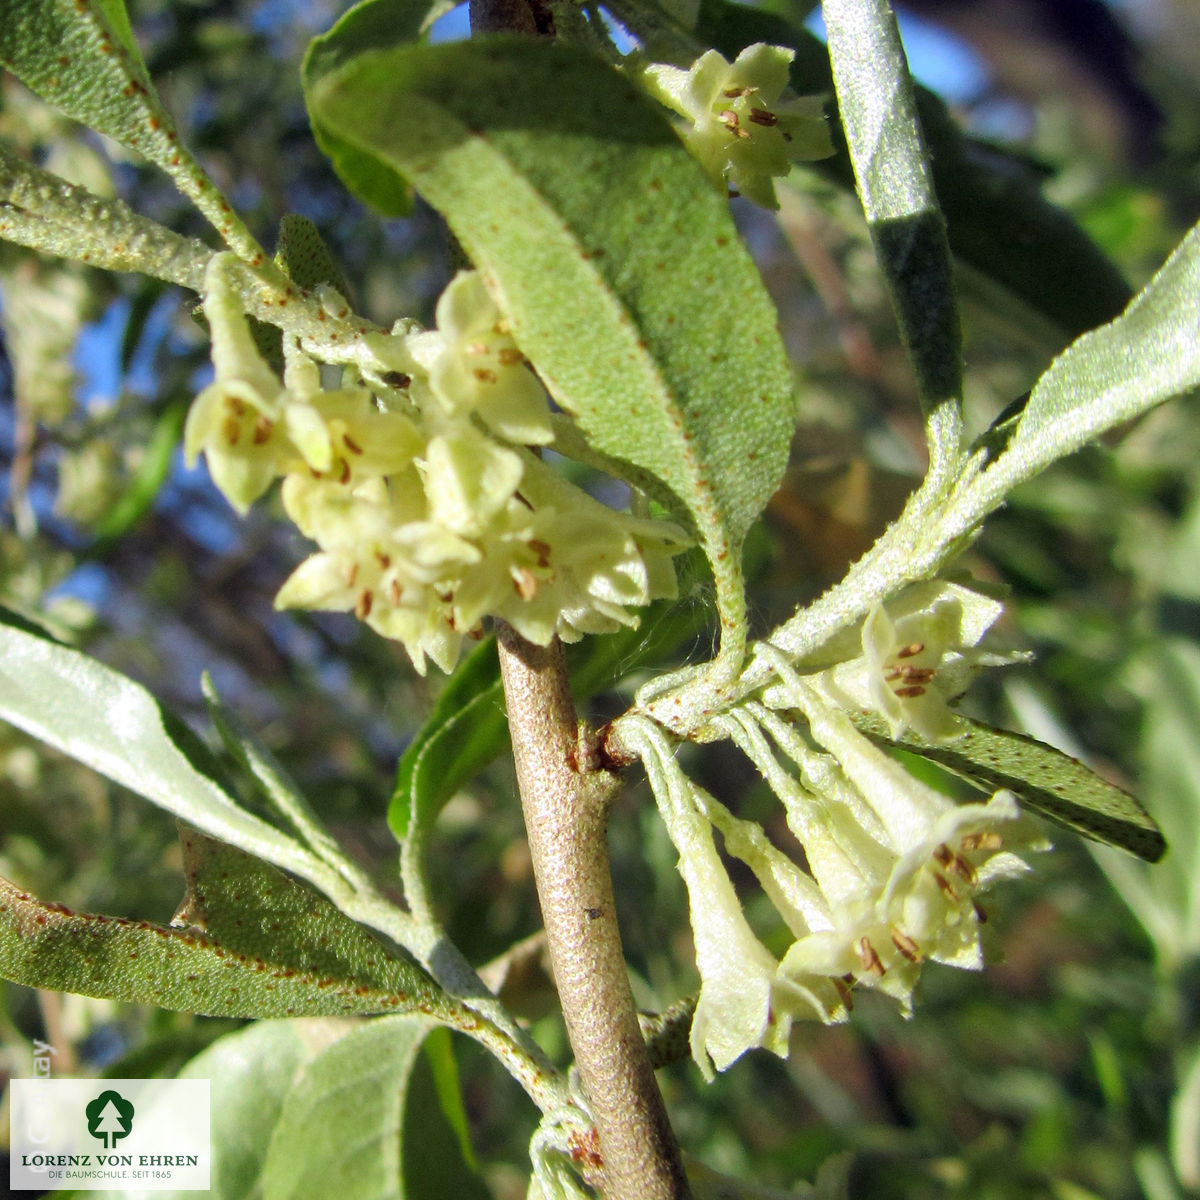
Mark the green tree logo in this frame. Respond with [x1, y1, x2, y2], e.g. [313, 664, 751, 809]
[85, 1090, 135, 1149]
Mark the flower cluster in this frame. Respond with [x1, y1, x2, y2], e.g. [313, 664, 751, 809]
[185, 255, 687, 673]
[627, 581, 1043, 1079]
[638, 43, 833, 209]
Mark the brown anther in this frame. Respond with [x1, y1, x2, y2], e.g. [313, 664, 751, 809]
[514, 568, 538, 600]
[381, 371, 411, 388]
[856, 936, 886, 977]
[355, 590, 374, 619]
[961, 831, 1003, 852]
[221, 416, 241, 445]
[722, 86, 750, 98]
[252, 415, 272, 445]
[934, 843, 955, 869]
[492, 318, 511, 336]
[346, 561, 359, 588]
[514, 490, 534, 511]
[472, 367, 498, 384]
[748, 107, 778, 126]
[972, 900, 989, 924]
[832, 977, 855, 1010]
[896, 642, 925, 658]
[894, 684, 927, 697]
[497, 346, 524, 366]
[342, 434, 363, 455]
[883, 666, 903, 681]
[228, 396, 247, 417]
[898, 665, 936, 682]
[388, 578, 403, 605]
[933, 871, 959, 901]
[338, 459, 351, 485]
[374, 551, 392, 569]
[718, 108, 740, 130]
[890, 928, 923, 963]
[950, 854, 978, 886]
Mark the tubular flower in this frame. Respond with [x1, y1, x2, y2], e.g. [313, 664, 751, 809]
[405, 269, 554, 446]
[626, 582, 1043, 1078]
[640, 43, 833, 208]
[760, 650, 1044, 1013]
[186, 257, 689, 673]
[184, 256, 330, 513]
[762, 698, 1037, 1015]
[281, 348, 424, 483]
[628, 718, 845, 1080]
[274, 441, 687, 674]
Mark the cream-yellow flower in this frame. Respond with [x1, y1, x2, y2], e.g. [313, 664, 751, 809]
[640, 44, 832, 208]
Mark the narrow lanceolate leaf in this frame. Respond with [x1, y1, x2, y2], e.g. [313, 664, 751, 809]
[274, 214, 350, 296]
[417, 1027, 484, 1179]
[856, 712, 1166, 862]
[0, 608, 343, 895]
[0, 831, 453, 1017]
[389, 637, 505, 842]
[89, 402, 187, 544]
[174, 830, 455, 1016]
[201, 673, 368, 889]
[822, 0, 962, 464]
[983, 219, 1200, 492]
[309, 37, 796, 663]
[0, 0, 263, 261]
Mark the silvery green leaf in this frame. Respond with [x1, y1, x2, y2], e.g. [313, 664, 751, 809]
[0, 831, 455, 1020]
[823, 0, 962, 465]
[983, 220, 1200, 493]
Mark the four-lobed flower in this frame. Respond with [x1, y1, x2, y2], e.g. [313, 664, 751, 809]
[184, 256, 330, 513]
[640, 43, 833, 208]
[406, 269, 555, 446]
[801, 579, 1020, 743]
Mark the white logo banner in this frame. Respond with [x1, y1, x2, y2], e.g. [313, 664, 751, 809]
[9, 1079, 210, 1191]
